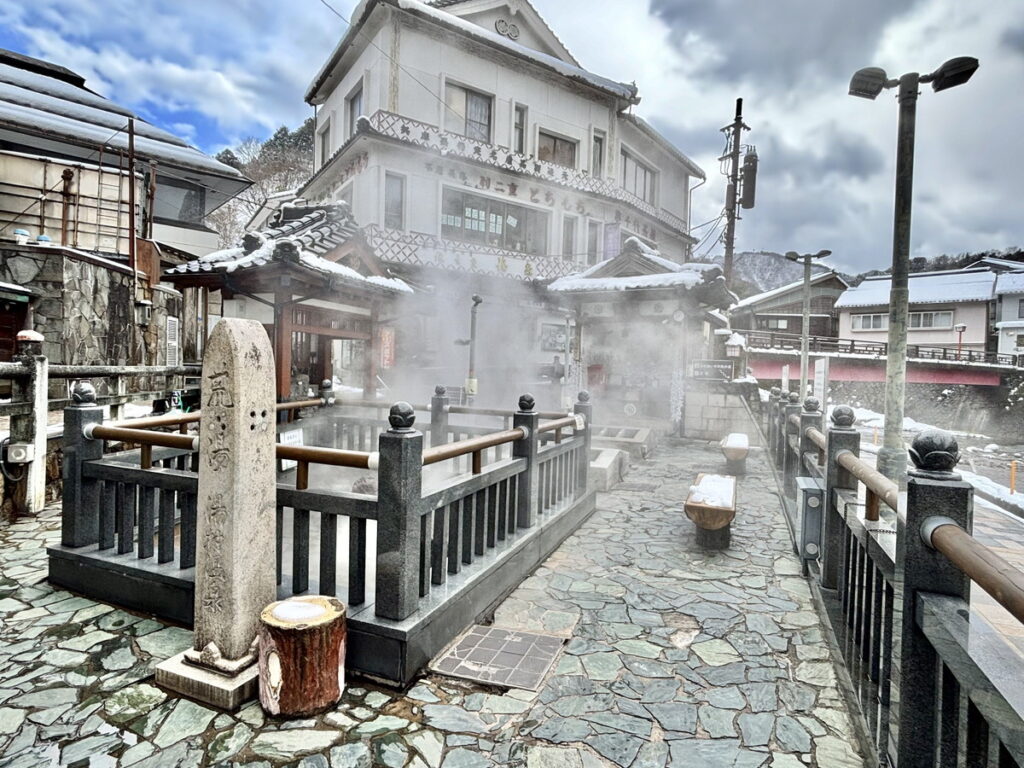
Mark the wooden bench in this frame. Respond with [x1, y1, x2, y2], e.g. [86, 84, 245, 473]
[685, 473, 737, 549]
[720, 432, 749, 475]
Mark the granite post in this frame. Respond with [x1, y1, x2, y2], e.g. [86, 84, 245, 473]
[888, 431, 972, 767]
[11, 331, 48, 515]
[156, 318, 277, 710]
[512, 394, 540, 529]
[782, 393, 801, 497]
[61, 382, 104, 547]
[767, 387, 781, 453]
[821, 405, 860, 591]
[573, 391, 593, 493]
[430, 386, 450, 448]
[797, 397, 822, 479]
[374, 402, 423, 621]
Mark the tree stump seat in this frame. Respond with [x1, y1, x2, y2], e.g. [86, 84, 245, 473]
[684, 473, 737, 549]
[720, 432, 750, 475]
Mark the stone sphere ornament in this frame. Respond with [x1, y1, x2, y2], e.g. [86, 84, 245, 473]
[803, 397, 821, 413]
[770, 387, 781, 398]
[320, 379, 333, 390]
[388, 401, 416, 431]
[578, 390, 591, 403]
[72, 381, 97, 404]
[788, 392, 801, 404]
[909, 430, 961, 474]
[831, 405, 855, 428]
[434, 385, 447, 396]
[518, 393, 536, 412]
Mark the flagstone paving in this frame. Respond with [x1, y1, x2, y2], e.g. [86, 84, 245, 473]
[0, 440, 865, 767]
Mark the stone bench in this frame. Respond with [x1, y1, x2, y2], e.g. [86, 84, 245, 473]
[685, 473, 737, 549]
[720, 432, 749, 475]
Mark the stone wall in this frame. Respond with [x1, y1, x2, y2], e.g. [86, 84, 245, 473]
[680, 379, 763, 444]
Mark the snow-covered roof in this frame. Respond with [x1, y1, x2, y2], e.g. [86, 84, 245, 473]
[0, 53, 247, 186]
[835, 269, 996, 309]
[307, 0, 639, 105]
[733, 270, 846, 309]
[166, 203, 411, 295]
[996, 272, 1024, 296]
[965, 256, 1024, 272]
[548, 237, 717, 294]
[995, 320, 1024, 330]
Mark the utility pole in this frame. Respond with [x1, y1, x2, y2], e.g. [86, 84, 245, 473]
[785, 250, 832, 397]
[720, 98, 752, 286]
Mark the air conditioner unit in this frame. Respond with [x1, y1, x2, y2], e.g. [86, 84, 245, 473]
[795, 476, 825, 574]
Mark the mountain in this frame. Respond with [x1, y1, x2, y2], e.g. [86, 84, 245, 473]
[703, 251, 831, 299]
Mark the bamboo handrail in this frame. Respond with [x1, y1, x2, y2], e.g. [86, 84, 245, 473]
[422, 428, 525, 466]
[930, 522, 1024, 627]
[276, 444, 371, 469]
[788, 413, 801, 429]
[837, 450, 899, 511]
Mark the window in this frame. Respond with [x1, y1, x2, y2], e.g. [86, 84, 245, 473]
[762, 318, 789, 330]
[592, 132, 605, 177]
[445, 83, 492, 141]
[318, 122, 331, 167]
[153, 177, 206, 224]
[852, 313, 888, 331]
[165, 316, 180, 367]
[1018, 298, 1024, 319]
[1017, 334, 1024, 350]
[384, 174, 405, 230]
[441, 187, 548, 255]
[587, 221, 601, 265]
[346, 83, 363, 139]
[620, 148, 656, 204]
[562, 215, 577, 261]
[538, 131, 576, 168]
[513, 105, 527, 154]
[908, 311, 953, 329]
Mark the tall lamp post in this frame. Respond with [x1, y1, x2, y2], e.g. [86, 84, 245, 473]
[955, 322, 967, 359]
[466, 294, 483, 402]
[848, 56, 978, 482]
[785, 249, 832, 398]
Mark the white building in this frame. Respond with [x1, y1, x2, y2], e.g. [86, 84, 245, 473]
[995, 271, 1024, 357]
[302, 0, 704, 279]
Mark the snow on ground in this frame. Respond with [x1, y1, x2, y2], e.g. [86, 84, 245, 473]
[827, 404, 989, 439]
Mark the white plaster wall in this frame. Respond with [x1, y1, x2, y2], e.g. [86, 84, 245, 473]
[838, 302, 989, 349]
[997, 292, 1024, 354]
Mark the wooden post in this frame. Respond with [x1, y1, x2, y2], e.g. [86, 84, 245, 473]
[364, 305, 379, 400]
[258, 595, 346, 717]
[274, 293, 292, 403]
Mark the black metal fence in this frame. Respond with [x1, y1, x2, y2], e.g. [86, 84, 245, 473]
[766, 388, 1024, 766]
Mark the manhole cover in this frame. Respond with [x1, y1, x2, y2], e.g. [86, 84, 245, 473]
[430, 625, 564, 690]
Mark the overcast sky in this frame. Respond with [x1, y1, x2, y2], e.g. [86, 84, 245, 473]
[2, 0, 1021, 272]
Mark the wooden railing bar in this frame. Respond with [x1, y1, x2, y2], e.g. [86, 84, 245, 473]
[837, 450, 899, 511]
[422, 428, 525, 466]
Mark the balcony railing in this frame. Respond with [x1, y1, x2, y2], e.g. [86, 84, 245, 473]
[365, 110, 690, 236]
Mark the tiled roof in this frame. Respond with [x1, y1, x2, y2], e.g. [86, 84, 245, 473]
[165, 203, 411, 294]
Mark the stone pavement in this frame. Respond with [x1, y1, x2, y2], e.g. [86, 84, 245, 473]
[0, 439, 865, 767]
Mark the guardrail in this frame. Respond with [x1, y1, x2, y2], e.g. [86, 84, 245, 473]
[764, 387, 1024, 766]
[746, 329, 1021, 367]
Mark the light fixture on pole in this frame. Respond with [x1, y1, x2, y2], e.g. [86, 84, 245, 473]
[848, 56, 978, 483]
[785, 249, 832, 398]
[954, 322, 967, 359]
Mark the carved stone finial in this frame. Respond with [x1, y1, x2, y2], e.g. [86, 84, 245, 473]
[787, 392, 800, 404]
[577, 390, 591, 403]
[434, 385, 447, 397]
[72, 381, 97, 404]
[831, 405, 855, 428]
[803, 396, 821, 413]
[388, 402, 416, 431]
[909, 430, 961, 476]
[518, 393, 535, 412]
[770, 387, 781, 398]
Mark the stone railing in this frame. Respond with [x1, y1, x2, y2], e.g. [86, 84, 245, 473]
[765, 389, 1024, 766]
[365, 110, 690, 236]
[363, 224, 581, 281]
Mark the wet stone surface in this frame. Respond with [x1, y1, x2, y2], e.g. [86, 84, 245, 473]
[0, 440, 865, 766]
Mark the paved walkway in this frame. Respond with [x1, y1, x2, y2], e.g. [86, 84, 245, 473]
[0, 440, 865, 767]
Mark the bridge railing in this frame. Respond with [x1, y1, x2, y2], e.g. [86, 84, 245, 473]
[747, 330, 1021, 367]
[765, 388, 1024, 766]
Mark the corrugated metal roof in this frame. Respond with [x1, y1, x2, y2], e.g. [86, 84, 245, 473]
[835, 270, 996, 308]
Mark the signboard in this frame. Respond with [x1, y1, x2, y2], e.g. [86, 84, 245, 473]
[813, 358, 830, 404]
[781, 364, 791, 394]
[278, 428, 304, 472]
[691, 359, 736, 381]
[379, 327, 396, 370]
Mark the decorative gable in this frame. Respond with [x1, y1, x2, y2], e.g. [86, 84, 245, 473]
[430, 0, 579, 66]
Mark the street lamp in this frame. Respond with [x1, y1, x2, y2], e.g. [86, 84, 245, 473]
[465, 294, 483, 401]
[955, 322, 967, 359]
[785, 249, 832, 398]
[848, 56, 978, 482]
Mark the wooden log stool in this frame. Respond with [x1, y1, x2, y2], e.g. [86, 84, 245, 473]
[258, 595, 347, 716]
[720, 433, 749, 475]
[684, 473, 737, 549]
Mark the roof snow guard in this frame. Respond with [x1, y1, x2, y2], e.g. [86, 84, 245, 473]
[548, 237, 734, 308]
[165, 202, 411, 294]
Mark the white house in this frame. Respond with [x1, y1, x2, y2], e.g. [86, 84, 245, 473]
[995, 271, 1024, 357]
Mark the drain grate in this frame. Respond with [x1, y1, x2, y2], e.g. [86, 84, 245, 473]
[430, 625, 565, 690]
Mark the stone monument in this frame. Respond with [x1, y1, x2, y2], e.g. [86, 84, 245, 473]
[156, 318, 277, 710]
